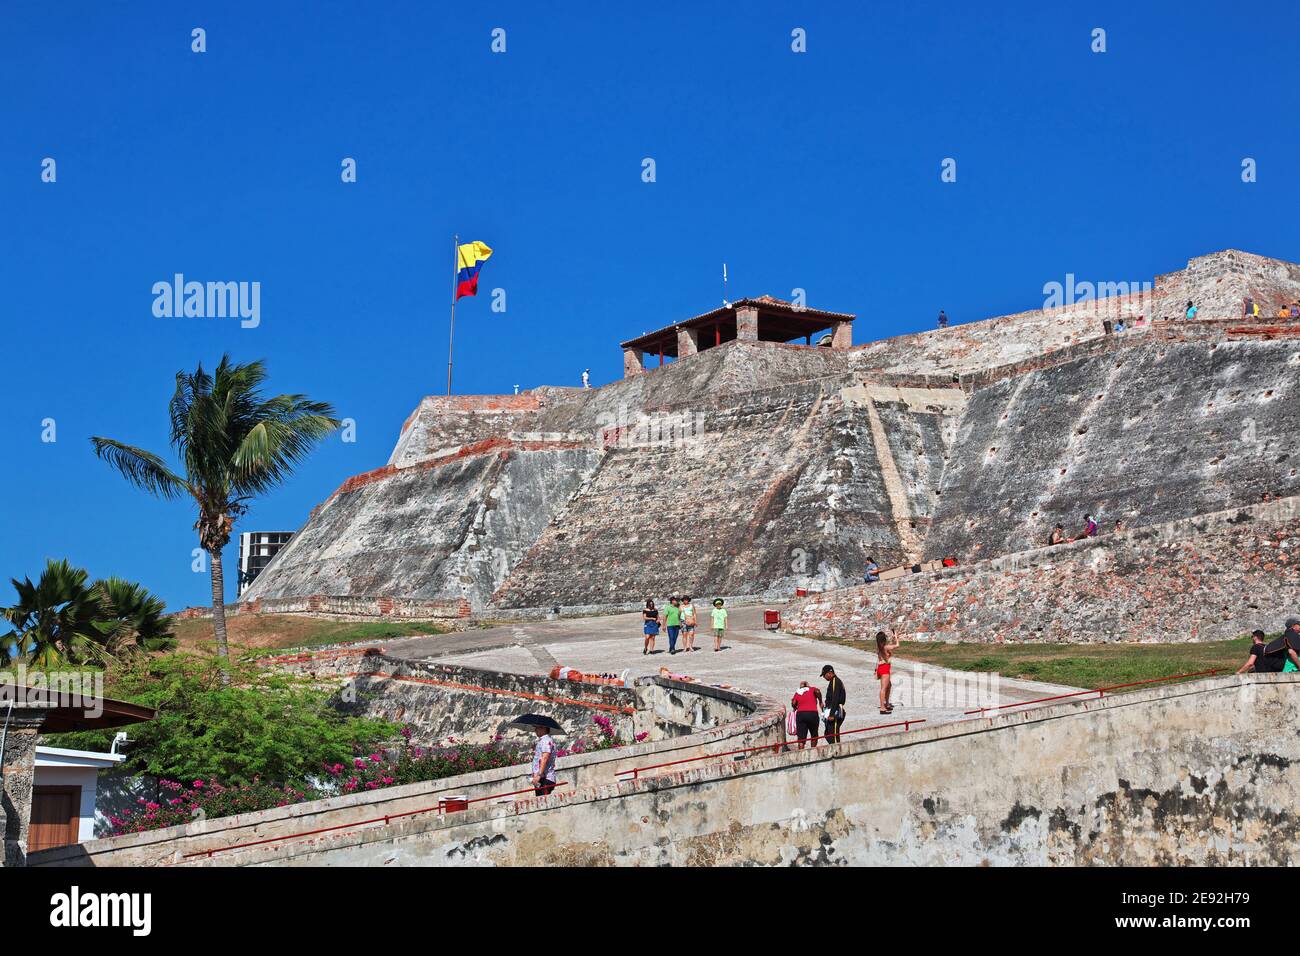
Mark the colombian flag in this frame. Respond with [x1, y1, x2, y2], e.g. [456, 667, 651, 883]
[456, 241, 493, 300]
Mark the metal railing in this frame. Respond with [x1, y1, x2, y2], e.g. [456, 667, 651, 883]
[961, 669, 1222, 716]
[614, 718, 926, 782]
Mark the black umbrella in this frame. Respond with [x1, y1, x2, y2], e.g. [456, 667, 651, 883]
[504, 713, 565, 735]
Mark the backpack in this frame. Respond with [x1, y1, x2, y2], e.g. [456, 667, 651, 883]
[1259, 638, 1290, 673]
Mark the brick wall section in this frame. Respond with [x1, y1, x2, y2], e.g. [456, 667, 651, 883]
[178, 594, 473, 620]
[388, 394, 545, 468]
[785, 496, 1300, 643]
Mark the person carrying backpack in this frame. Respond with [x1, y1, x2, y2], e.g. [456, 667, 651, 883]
[1257, 620, 1300, 672]
[1281, 618, 1300, 672]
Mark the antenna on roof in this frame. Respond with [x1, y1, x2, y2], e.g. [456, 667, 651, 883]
[722, 262, 729, 307]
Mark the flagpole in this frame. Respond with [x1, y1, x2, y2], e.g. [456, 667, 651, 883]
[447, 234, 458, 396]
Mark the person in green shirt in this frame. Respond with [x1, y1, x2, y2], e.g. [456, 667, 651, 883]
[711, 598, 728, 652]
[665, 597, 682, 654]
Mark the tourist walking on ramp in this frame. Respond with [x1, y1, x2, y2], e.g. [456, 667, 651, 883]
[711, 598, 728, 651]
[680, 595, 697, 651]
[530, 724, 558, 796]
[642, 598, 660, 655]
[665, 596, 682, 654]
[875, 630, 900, 714]
[821, 665, 846, 743]
[790, 680, 823, 749]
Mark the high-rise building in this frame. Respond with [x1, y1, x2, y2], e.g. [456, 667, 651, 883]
[237, 531, 294, 596]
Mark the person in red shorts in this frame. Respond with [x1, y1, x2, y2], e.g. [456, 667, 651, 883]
[875, 630, 900, 714]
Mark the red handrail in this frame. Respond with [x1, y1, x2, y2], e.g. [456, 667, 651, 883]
[614, 718, 926, 782]
[180, 781, 567, 860]
[962, 669, 1221, 716]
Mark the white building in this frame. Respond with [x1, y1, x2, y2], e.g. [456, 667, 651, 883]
[238, 530, 294, 595]
[31, 746, 125, 850]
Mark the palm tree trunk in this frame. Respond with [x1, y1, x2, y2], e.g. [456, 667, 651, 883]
[209, 547, 230, 660]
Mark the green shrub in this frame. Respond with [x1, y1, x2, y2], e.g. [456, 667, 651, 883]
[51, 653, 398, 784]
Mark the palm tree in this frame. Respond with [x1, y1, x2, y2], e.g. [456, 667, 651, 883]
[1, 560, 179, 666]
[95, 576, 177, 657]
[2, 559, 115, 666]
[92, 356, 338, 660]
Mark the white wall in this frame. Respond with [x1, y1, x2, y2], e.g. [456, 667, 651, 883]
[32, 766, 97, 842]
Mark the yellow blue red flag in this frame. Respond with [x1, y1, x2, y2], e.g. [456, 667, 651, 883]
[456, 241, 493, 300]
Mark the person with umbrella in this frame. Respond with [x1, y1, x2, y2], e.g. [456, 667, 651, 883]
[508, 714, 564, 796]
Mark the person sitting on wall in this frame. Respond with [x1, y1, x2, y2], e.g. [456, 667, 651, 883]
[1236, 630, 1271, 675]
[1186, 300, 1198, 320]
[1049, 524, 1066, 546]
[1280, 305, 1292, 319]
[1113, 518, 1124, 533]
[937, 310, 949, 329]
[1257, 620, 1300, 673]
[1081, 513, 1099, 538]
[864, 557, 880, 583]
[1115, 318, 1126, 334]
[1290, 302, 1300, 318]
[1281, 618, 1300, 672]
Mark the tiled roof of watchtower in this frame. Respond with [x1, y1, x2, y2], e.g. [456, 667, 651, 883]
[619, 296, 856, 353]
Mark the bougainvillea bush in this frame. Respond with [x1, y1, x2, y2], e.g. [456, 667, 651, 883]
[108, 718, 648, 836]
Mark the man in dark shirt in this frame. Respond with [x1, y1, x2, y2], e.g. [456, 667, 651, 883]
[821, 665, 847, 744]
[1236, 630, 1270, 674]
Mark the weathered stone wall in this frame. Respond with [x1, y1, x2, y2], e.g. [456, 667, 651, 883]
[784, 496, 1300, 643]
[924, 337, 1300, 564]
[240, 445, 602, 608]
[177, 594, 472, 620]
[493, 374, 964, 607]
[389, 395, 544, 468]
[849, 249, 1300, 379]
[275, 651, 639, 746]
[133, 674, 1300, 867]
[1, 708, 46, 867]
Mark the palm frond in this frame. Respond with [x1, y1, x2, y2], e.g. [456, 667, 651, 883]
[90, 438, 189, 500]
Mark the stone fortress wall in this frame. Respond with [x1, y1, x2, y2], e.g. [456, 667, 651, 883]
[239, 249, 1300, 640]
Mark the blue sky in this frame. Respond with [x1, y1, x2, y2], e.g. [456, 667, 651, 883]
[2, 1, 1297, 611]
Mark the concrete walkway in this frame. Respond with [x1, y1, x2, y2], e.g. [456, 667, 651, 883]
[377, 604, 1080, 733]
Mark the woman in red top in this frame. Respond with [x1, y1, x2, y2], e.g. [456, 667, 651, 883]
[790, 680, 823, 749]
[875, 630, 900, 714]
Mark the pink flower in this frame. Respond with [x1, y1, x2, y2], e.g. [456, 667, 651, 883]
[192, 780, 204, 789]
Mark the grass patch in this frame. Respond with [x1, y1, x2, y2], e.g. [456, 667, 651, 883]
[805, 634, 1261, 689]
[171, 614, 450, 653]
